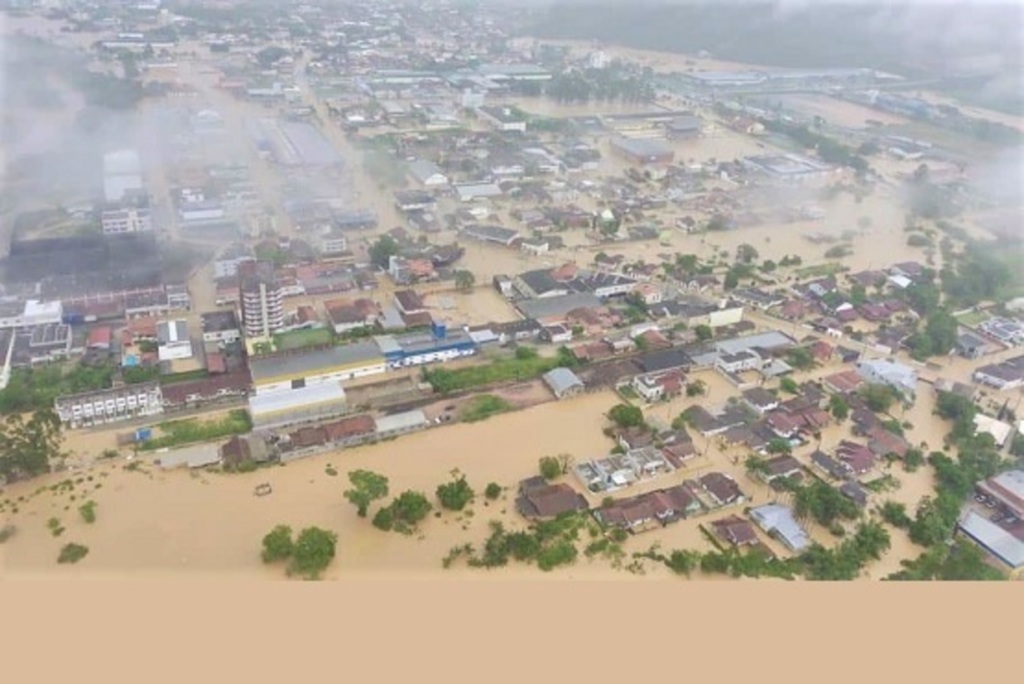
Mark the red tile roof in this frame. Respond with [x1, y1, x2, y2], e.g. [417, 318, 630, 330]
[87, 326, 112, 348]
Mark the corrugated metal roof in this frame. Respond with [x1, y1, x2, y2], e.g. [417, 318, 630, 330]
[543, 367, 584, 395]
[958, 511, 1024, 568]
[375, 410, 427, 434]
[249, 383, 347, 417]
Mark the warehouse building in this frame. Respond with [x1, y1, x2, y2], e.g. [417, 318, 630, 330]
[609, 137, 675, 166]
[374, 321, 477, 369]
[248, 341, 386, 395]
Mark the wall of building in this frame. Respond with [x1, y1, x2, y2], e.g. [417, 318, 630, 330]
[253, 361, 387, 396]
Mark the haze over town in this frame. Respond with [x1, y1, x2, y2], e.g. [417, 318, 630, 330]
[0, 0, 1021, 582]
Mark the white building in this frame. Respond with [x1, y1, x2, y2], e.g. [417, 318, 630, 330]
[408, 159, 449, 187]
[54, 381, 164, 429]
[156, 319, 194, 361]
[476, 105, 527, 133]
[856, 359, 917, 396]
[214, 244, 256, 280]
[101, 206, 152, 235]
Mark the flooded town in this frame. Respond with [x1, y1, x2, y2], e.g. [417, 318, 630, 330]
[0, 0, 1022, 584]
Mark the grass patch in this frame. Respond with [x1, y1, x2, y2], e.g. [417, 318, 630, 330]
[57, 543, 89, 564]
[423, 354, 561, 394]
[955, 310, 991, 327]
[794, 262, 846, 279]
[617, 385, 639, 400]
[140, 409, 252, 451]
[460, 394, 512, 423]
[273, 327, 334, 352]
[159, 368, 211, 386]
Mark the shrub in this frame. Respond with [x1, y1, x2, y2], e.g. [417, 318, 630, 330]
[437, 474, 475, 511]
[539, 456, 561, 481]
[57, 543, 89, 564]
[261, 525, 294, 563]
[78, 500, 97, 524]
[484, 482, 502, 500]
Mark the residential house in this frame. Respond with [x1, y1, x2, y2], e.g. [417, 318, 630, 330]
[835, 440, 876, 475]
[631, 368, 684, 403]
[956, 331, 988, 360]
[699, 472, 745, 507]
[325, 298, 380, 334]
[741, 387, 779, 415]
[393, 290, 427, 316]
[974, 356, 1024, 390]
[811, 450, 854, 480]
[516, 477, 589, 520]
[867, 426, 910, 459]
[766, 411, 802, 439]
[823, 369, 865, 395]
[716, 349, 764, 374]
[759, 454, 805, 484]
[840, 481, 870, 508]
[711, 515, 760, 547]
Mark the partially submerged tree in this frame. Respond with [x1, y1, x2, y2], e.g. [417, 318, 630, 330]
[344, 470, 390, 517]
[288, 527, 338, 580]
[261, 525, 295, 563]
[437, 470, 475, 511]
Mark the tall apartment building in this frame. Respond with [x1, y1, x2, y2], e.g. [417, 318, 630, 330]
[239, 260, 284, 339]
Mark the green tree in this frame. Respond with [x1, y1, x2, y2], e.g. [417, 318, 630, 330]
[484, 482, 502, 500]
[685, 379, 707, 397]
[829, 394, 849, 421]
[779, 377, 799, 395]
[344, 470, 390, 518]
[539, 456, 562, 481]
[288, 527, 338, 579]
[694, 324, 713, 342]
[879, 501, 912, 529]
[860, 384, 896, 413]
[369, 235, 400, 269]
[0, 409, 65, 482]
[454, 270, 476, 291]
[736, 243, 759, 264]
[261, 525, 295, 563]
[382, 491, 433, 533]
[849, 283, 867, 306]
[436, 471, 475, 511]
[786, 347, 815, 370]
[744, 454, 771, 478]
[794, 481, 859, 527]
[515, 346, 538, 361]
[903, 448, 925, 472]
[608, 403, 645, 429]
[723, 269, 740, 290]
[850, 520, 891, 561]
[766, 438, 792, 455]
